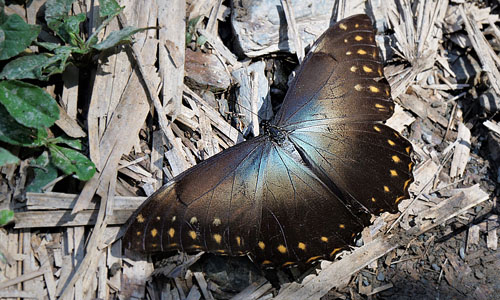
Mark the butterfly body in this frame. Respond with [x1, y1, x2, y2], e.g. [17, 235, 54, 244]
[123, 14, 414, 268]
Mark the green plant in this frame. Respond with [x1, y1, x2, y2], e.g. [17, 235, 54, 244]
[185, 16, 207, 47]
[0, 0, 147, 210]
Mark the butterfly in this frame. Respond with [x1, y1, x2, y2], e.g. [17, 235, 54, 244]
[122, 14, 414, 268]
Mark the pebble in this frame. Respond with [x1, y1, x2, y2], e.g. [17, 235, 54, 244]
[362, 278, 370, 286]
[459, 247, 466, 260]
[475, 269, 485, 279]
[377, 272, 385, 281]
[432, 263, 441, 272]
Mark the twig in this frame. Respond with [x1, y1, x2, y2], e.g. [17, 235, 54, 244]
[280, 0, 304, 63]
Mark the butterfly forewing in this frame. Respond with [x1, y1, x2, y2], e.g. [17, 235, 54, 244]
[123, 14, 414, 268]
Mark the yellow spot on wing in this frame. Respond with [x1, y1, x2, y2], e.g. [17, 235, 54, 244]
[213, 218, 221, 226]
[357, 49, 367, 55]
[373, 125, 381, 132]
[156, 216, 161, 220]
[390, 170, 398, 177]
[392, 155, 401, 163]
[306, 256, 322, 263]
[213, 234, 222, 244]
[363, 65, 373, 73]
[262, 260, 272, 265]
[190, 216, 198, 224]
[258, 241, 265, 250]
[388, 139, 396, 146]
[355, 23, 359, 28]
[339, 23, 347, 30]
[371, 197, 376, 202]
[236, 236, 241, 246]
[282, 261, 295, 267]
[350, 66, 358, 72]
[330, 248, 342, 257]
[406, 146, 411, 154]
[277, 245, 287, 254]
[355, 35, 363, 41]
[384, 186, 390, 192]
[339, 224, 345, 229]
[151, 228, 158, 237]
[321, 236, 328, 243]
[395, 196, 405, 204]
[375, 103, 385, 109]
[346, 51, 352, 55]
[298, 242, 306, 251]
[171, 216, 176, 222]
[136, 231, 141, 236]
[189, 231, 197, 240]
[408, 162, 414, 171]
[370, 86, 380, 93]
[168, 228, 175, 238]
[344, 38, 348, 43]
[354, 84, 363, 91]
[136, 214, 145, 223]
[404, 179, 412, 190]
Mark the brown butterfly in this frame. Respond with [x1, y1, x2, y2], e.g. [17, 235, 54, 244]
[123, 14, 414, 268]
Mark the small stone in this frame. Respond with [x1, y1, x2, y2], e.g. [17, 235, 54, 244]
[376, 272, 385, 281]
[362, 278, 370, 286]
[231, 0, 359, 57]
[432, 263, 441, 272]
[185, 49, 231, 91]
[459, 247, 466, 260]
[475, 269, 485, 279]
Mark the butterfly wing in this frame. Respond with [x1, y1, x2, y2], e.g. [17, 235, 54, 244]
[275, 14, 414, 215]
[123, 135, 366, 266]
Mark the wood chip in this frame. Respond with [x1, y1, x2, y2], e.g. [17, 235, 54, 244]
[450, 122, 471, 178]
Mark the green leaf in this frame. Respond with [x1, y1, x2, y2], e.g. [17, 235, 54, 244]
[45, 0, 74, 32]
[0, 147, 19, 166]
[0, 210, 14, 227]
[99, 0, 122, 18]
[49, 144, 95, 181]
[0, 54, 51, 80]
[187, 16, 201, 33]
[0, 13, 41, 60]
[50, 134, 82, 150]
[59, 13, 86, 46]
[0, 80, 60, 129]
[0, 52, 73, 80]
[26, 151, 58, 193]
[36, 41, 62, 51]
[196, 35, 207, 47]
[0, 103, 38, 146]
[185, 32, 192, 45]
[92, 26, 146, 51]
